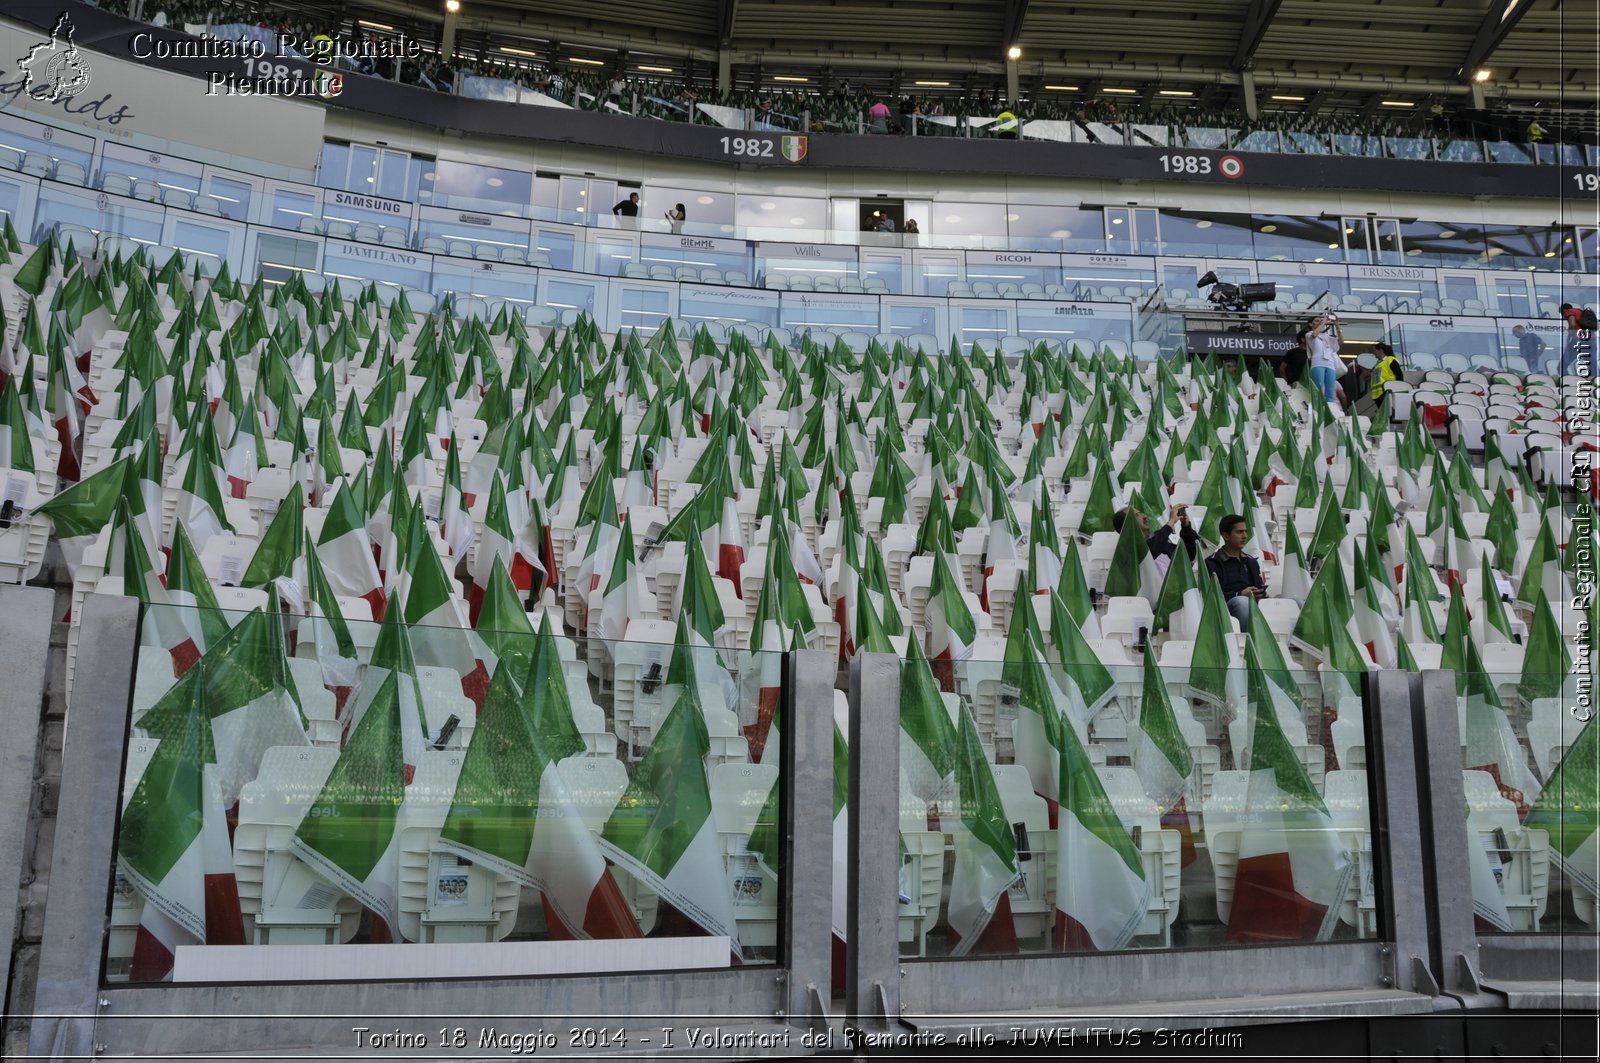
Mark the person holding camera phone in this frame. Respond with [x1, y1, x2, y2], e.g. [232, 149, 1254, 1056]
[1308, 312, 1344, 408]
[1206, 513, 1269, 628]
[1112, 503, 1199, 577]
[665, 202, 686, 234]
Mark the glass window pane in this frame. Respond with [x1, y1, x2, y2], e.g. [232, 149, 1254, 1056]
[316, 142, 350, 189]
[423, 160, 532, 216]
[205, 176, 252, 222]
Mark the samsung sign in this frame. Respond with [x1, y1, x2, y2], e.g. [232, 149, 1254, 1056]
[329, 190, 405, 215]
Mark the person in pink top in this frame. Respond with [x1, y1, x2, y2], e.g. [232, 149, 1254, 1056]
[867, 98, 891, 132]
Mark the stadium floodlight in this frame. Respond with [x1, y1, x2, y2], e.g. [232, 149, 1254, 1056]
[1006, 45, 1022, 60]
[444, 0, 460, 11]
[1198, 270, 1276, 313]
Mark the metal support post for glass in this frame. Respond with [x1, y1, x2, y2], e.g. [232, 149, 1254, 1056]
[0, 585, 55, 1015]
[782, 649, 836, 1033]
[846, 651, 900, 1030]
[1368, 669, 1441, 996]
[1411, 669, 1486, 999]
[28, 593, 139, 1063]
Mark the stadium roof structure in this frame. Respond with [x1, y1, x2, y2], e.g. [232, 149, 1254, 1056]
[331, 0, 1594, 108]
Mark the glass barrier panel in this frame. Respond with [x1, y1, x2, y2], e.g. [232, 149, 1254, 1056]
[896, 622, 1381, 961]
[106, 600, 785, 983]
[1181, 126, 1231, 150]
[1454, 652, 1597, 936]
[1331, 133, 1382, 157]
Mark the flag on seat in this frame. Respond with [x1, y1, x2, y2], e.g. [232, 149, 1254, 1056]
[1054, 719, 1150, 952]
[926, 548, 977, 691]
[1130, 642, 1193, 815]
[437, 661, 641, 940]
[946, 698, 1020, 956]
[598, 685, 741, 959]
[1525, 718, 1599, 899]
[1518, 590, 1573, 705]
[163, 520, 230, 677]
[118, 669, 245, 981]
[290, 670, 409, 941]
[316, 477, 384, 620]
[1225, 644, 1352, 943]
[34, 456, 127, 583]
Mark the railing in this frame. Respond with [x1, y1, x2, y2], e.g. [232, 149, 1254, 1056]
[13, 588, 1594, 1057]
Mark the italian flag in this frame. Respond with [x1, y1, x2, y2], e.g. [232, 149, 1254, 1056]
[1047, 590, 1116, 722]
[438, 433, 474, 560]
[1058, 538, 1101, 640]
[946, 697, 1020, 956]
[33, 456, 126, 583]
[925, 549, 977, 692]
[290, 670, 410, 940]
[1400, 554, 1443, 646]
[1514, 519, 1567, 613]
[1459, 636, 1540, 815]
[1152, 545, 1203, 639]
[598, 688, 741, 959]
[1518, 590, 1574, 705]
[402, 496, 492, 710]
[1350, 539, 1398, 668]
[118, 671, 245, 981]
[1474, 553, 1515, 645]
[1225, 644, 1352, 943]
[899, 637, 958, 810]
[317, 478, 385, 620]
[163, 520, 230, 677]
[981, 489, 1020, 613]
[46, 342, 83, 483]
[301, 531, 360, 711]
[1003, 591, 1069, 818]
[0, 374, 39, 472]
[240, 481, 306, 610]
[1104, 507, 1162, 605]
[1130, 642, 1193, 815]
[347, 607, 432, 779]
[1054, 719, 1150, 951]
[173, 605, 310, 806]
[436, 662, 642, 940]
[1525, 718, 1599, 899]
[468, 476, 542, 624]
[717, 478, 746, 598]
[1188, 573, 1243, 708]
[222, 398, 262, 499]
[171, 429, 234, 559]
[596, 511, 639, 648]
[473, 555, 538, 687]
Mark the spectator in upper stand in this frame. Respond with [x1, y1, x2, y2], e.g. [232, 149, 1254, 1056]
[1307, 312, 1345, 409]
[867, 98, 891, 133]
[1112, 503, 1199, 577]
[899, 96, 920, 133]
[903, 218, 920, 235]
[753, 97, 777, 129]
[1279, 327, 1310, 386]
[1512, 325, 1547, 371]
[665, 203, 686, 234]
[613, 192, 641, 219]
[1206, 513, 1268, 629]
[878, 214, 897, 234]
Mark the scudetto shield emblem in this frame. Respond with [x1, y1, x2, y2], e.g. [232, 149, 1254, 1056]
[780, 135, 808, 163]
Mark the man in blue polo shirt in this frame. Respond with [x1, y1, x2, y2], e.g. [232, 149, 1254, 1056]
[1206, 513, 1267, 628]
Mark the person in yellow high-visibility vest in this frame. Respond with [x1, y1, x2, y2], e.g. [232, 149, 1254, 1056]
[995, 109, 1018, 139]
[1369, 342, 1402, 400]
[1354, 341, 1403, 419]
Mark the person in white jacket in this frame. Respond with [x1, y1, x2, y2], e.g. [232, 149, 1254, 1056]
[1308, 313, 1344, 408]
